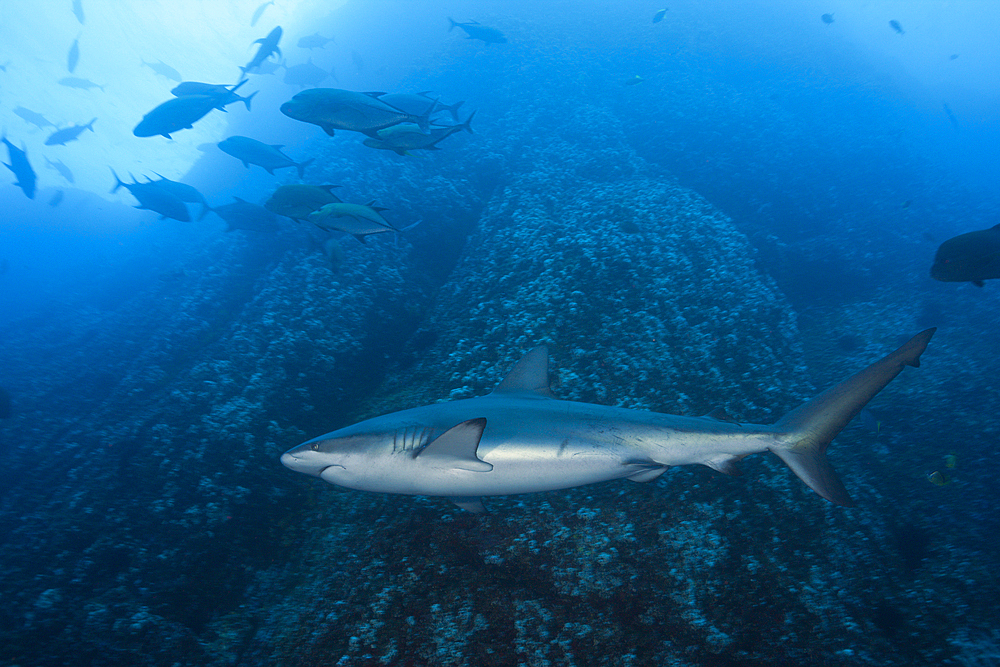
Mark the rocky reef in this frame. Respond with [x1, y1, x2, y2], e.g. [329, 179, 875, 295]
[1, 93, 998, 667]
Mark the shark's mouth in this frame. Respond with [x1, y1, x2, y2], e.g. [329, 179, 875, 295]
[319, 465, 347, 482]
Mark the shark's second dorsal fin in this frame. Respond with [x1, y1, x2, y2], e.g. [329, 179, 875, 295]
[415, 418, 492, 472]
[493, 346, 554, 397]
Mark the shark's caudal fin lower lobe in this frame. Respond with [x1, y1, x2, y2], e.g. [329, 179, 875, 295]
[770, 328, 936, 507]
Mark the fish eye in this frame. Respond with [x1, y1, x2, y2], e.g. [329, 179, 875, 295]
[311, 442, 319, 451]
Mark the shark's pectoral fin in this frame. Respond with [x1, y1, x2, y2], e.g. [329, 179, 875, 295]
[415, 417, 493, 472]
[493, 346, 554, 397]
[449, 497, 487, 513]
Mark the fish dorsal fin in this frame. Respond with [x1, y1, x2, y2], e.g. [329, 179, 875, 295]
[271, 144, 284, 150]
[415, 418, 492, 472]
[493, 346, 553, 397]
[363, 199, 390, 212]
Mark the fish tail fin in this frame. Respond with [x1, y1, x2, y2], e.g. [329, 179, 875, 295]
[461, 110, 476, 134]
[87, 118, 97, 130]
[769, 328, 935, 506]
[448, 17, 459, 32]
[198, 204, 212, 221]
[297, 157, 315, 180]
[243, 90, 258, 111]
[108, 167, 125, 193]
[449, 100, 464, 122]
[417, 113, 430, 132]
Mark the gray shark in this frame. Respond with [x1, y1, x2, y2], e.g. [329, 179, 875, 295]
[282, 329, 935, 513]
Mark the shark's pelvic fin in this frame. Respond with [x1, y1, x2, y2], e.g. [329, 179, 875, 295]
[770, 328, 936, 507]
[415, 418, 493, 472]
[450, 497, 487, 513]
[493, 346, 554, 397]
[625, 462, 669, 482]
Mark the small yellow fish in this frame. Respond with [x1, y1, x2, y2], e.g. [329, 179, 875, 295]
[945, 454, 958, 469]
[928, 470, 950, 486]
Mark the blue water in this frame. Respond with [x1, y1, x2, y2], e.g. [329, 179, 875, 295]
[1, 1, 998, 665]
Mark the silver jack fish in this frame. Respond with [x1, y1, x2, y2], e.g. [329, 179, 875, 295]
[282, 329, 936, 513]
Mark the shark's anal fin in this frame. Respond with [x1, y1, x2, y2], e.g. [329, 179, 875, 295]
[450, 497, 487, 513]
[415, 418, 492, 472]
[493, 346, 554, 397]
[705, 456, 743, 476]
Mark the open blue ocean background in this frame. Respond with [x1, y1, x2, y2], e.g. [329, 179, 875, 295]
[1, 1, 998, 665]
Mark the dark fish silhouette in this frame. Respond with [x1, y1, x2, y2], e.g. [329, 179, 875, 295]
[59, 76, 104, 90]
[264, 184, 341, 220]
[242, 26, 283, 75]
[68, 35, 80, 73]
[653, 9, 668, 23]
[2, 136, 37, 199]
[213, 196, 279, 232]
[217, 135, 314, 178]
[13, 106, 56, 130]
[281, 58, 335, 88]
[49, 189, 65, 207]
[142, 60, 182, 82]
[280, 88, 431, 137]
[44, 118, 96, 145]
[930, 224, 1000, 287]
[379, 93, 464, 122]
[447, 18, 507, 44]
[144, 173, 210, 220]
[363, 112, 475, 156]
[171, 80, 257, 111]
[133, 95, 218, 139]
[821, 13, 834, 24]
[251, 0, 273, 27]
[45, 156, 75, 183]
[72, 0, 85, 24]
[889, 20, 904, 34]
[298, 32, 334, 49]
[110, 168, 190, 221]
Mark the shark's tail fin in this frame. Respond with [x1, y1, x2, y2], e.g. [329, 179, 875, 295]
[769, 328, 935, 507]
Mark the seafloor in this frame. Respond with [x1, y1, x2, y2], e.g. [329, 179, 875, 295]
[3, 64, 1000, 667]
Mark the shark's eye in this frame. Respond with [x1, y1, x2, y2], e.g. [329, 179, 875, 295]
[311, 442, 319, 451]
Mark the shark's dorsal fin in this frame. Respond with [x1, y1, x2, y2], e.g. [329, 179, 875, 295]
[415, 418, 492, 472]
[493, 346, 554, 397]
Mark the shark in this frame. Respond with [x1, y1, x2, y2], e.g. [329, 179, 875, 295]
[282, 329, 935, 513]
